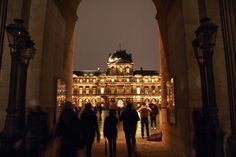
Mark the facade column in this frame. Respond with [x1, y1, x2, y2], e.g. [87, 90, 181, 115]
[219, 0, 236, 156]
[0, 0, 8, 70]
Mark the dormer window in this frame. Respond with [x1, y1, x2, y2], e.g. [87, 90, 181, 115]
[126, 68, 130, 73]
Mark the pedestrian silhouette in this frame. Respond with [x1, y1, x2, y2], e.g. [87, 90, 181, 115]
[119, 103, 140, 157]
[98, 104, 103, 120]
[149, 103, 159, 129]
[56, 101, 84, 157]
[104, 109, 118, 157]
[25, 98, 49, 157]
[138, 103, 151, 138]
[80, 103, 100, 157]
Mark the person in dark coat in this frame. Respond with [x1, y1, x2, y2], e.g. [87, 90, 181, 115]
[25, 98, 49, 157]
[150, 104, 159, 129]
[56, 101, 83, 157]
[80, 103, 100, 157]
[103, 109, 118, 157]
[119, 103, 140, 157]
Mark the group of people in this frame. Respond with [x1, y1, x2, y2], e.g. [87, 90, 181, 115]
[137, 103, 159, 138]
[23, 99, 159, 157]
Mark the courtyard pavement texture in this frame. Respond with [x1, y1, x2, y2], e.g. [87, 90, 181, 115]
[44, 111, 179, 157]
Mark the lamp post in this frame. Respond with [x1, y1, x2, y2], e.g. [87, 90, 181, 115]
[192, 17, 225, 157]
[0, 19, 35, 155]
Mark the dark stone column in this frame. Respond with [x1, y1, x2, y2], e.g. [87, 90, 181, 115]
[0, 0, 8, 70]
[219, 0, 236, 157]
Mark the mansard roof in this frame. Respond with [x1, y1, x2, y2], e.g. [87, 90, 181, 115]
[133, 69, 159, 76]
[73, 69, 106, 76]
[108, 49, 133, 64]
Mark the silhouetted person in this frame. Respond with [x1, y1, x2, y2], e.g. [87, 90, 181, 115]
[104, 109, 118, 157]
[119, 103, 140, 157]
[150, 104, 159, 129]
[98, 104, 103, 120]
[56, 101, 83, 157]
[80, 103, 100, 157]
[25, 98, 49, 157]
[138, 103, 151, 138]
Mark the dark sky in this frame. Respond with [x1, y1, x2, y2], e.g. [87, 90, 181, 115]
[74, 0, 160, 71]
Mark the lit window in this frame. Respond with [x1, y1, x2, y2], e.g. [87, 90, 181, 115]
[93, 79, 96, 83]
[127, 78, 130, 82]
[79, 87, 83, 94]
[79, 99, 82, 107]
[101, 79, 104, 82]
[144, 87, 149, 94]
[111, 78, 115, 82]
[137, 79, 140, 83]
[80, 79, 83, 83]
[86, 79, 89, 83]
[137, 87, 141, 94]
[101, 87, 105, 94]
[152, 79, 155, 83]
[152, 86, 155, 94]
[145, 79, 148, 83]
[92, 87, 97, 94]
[86, 86, 89, 94]
[126, 68, 130, 73]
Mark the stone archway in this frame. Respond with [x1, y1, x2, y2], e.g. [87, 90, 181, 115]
[0, 0, 231, 156]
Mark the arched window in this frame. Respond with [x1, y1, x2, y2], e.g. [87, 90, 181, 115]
[78, 99, 83, 107]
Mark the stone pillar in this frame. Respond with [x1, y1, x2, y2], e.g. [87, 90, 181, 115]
[158, 25, 169, 124]
[0, 0, 8, 70]
[54, 0, 78, 102]
[219, 0, 236, 156]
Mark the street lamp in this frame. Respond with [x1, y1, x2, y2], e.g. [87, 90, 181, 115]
[192, 17, 225, 157]
[0, 19, 35, 156]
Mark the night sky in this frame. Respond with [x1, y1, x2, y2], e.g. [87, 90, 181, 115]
[74, 0, 160, 71]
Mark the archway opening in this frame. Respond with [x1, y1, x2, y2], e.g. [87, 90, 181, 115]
[70, 0, 173, 153]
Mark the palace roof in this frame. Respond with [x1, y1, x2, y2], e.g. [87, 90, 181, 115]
[108, 49, 133, 64]
[133, 70, 159, 76]
[73, 69, 106, 76]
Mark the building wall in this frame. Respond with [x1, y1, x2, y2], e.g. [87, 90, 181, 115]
[0, 0, 69, 129]
[157, 0, 230, 156]
[72, 74, 161, 107]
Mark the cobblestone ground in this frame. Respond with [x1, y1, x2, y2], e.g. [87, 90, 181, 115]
[44, 111, 179, 157]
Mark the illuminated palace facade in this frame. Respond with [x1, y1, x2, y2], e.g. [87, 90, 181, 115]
[72, 49, 161, 108]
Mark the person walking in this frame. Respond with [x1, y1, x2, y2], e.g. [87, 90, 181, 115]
[119, 103, 140, 157]
[56, 101, 84, 157]
[98, 104, 103, 120]
[150, 104, 159, 129]
[80, 103, 100, 157]
[25, 98, 49, 157]
[103, 109, 118, 157]
[137, 103, 152, 138]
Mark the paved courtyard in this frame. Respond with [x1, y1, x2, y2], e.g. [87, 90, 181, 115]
[77, 111, 179, 157]
[44, 111, 179, 157]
